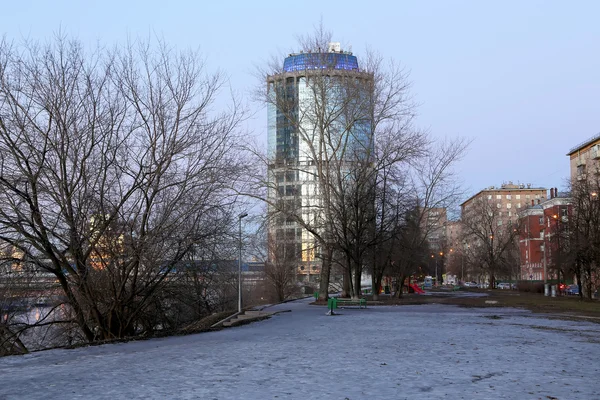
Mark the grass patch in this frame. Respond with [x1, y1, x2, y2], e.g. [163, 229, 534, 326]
[326, 290, 600, 322]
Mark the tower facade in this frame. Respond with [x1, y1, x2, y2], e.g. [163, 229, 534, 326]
[266, 43, 373, 282]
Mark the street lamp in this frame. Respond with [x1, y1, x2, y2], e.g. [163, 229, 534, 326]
[238, 212, 248, 313]
[439, 252, 443, 285]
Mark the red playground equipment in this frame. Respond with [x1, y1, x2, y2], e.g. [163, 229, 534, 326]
[410, 283, 425, 294]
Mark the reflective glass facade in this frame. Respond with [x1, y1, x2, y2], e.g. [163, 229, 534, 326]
[267, 49, 372, 280]
[283, 53, 359, 72]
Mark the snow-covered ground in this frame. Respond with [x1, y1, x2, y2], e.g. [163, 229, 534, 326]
[1, 297, 599, 399]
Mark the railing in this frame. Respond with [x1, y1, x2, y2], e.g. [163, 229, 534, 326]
[568, 132, 600, 154]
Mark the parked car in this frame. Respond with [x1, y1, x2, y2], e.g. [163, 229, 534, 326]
[462, 281, 478, 288]
[565, 284, 579, 295]
[497, 283, 511, 290]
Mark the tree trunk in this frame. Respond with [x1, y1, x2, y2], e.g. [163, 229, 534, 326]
[342, 266, 351, 298]
[372, 274, 383, 301]
[318, 247, 333, 301]
[353, 264, 362, 299]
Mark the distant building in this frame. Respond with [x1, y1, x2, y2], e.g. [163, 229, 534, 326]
[518, 188, 572, 281]
[422, 207, 447, 252]
[444, 220, 463, 278]
[567, 133, 600, 183]
[461, 182, 547, 225]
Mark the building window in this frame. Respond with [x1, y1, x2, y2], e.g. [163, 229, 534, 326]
[516, 195, 521, 200]
[526, 195, 530, 199]
[517, 203, 521, 208]
[496, 195, 501, 200]
[497, 220, 503, 226]
[506, 203, 512, 209]
[487, 195, 492, 200]
[538, 216, 543, 224]
[506, 194, 512, 200]
[497, 203, 501, 208]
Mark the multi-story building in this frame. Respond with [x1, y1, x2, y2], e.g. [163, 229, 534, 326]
[444, 220, 463, 278]
[461, 182, 547, 224]
[518, 188, 572, 281]
[266, 43, 372, 281]
[460, 182, 547, 284]
[422, 207, 447, 251]
[567, 133, 600, 183]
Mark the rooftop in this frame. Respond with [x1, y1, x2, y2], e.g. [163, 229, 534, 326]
[460, 183, 546, 207]
[283, 51, 359, 73]
[567, 132, 600, 155]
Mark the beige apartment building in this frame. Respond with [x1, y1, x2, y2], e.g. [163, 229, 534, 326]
[461, 182, 547, 224]
[567, 133, 600, 183]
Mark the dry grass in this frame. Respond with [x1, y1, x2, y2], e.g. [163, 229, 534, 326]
[316, 290, 600, 322]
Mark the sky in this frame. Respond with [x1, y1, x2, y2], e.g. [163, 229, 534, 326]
[1, 296, 600, 399]
[3, 0, 600, 199]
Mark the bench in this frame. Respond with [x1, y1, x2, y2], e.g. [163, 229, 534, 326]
[328, 297, 367, 310]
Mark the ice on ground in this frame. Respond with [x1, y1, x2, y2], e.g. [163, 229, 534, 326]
[0, 297, 599, 399]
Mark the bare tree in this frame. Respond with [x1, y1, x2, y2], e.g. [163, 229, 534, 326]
[461, 196, 521, 289]
[246, 211, 299, 302]
[378, 138, 468, 298]
[252, 25, 431, 300]
[564, 179, 600, 298]
[0, 36, 246, 343]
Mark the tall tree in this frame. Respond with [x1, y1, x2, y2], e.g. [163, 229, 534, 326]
[461, 196, 521, 289]
[0, 36, 246, 342]
[565, 179, 600, 298]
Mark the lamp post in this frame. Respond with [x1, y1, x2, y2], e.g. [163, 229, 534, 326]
[238, 212, 248, 313]
[431, 254, 436, 286]
[439, 251, 444, 285]
[461, 246, 465, 283]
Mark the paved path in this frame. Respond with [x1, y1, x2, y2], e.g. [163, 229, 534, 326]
[0, 297, 599, 399]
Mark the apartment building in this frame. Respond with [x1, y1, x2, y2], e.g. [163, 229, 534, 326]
[518, 188, 572, 281]
[461, 182, 547, 224]
[567, 133, 600, 183]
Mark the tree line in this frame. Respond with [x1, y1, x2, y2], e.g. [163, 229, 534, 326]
[0, 29, 469, 354]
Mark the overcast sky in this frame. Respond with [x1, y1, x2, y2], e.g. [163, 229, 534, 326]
[4, 0, 599, 198]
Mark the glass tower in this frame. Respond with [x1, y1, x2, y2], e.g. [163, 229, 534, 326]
[267, 44, 373, 282]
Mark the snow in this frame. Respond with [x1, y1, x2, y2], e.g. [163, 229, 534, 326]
[1, 297, 599, 399]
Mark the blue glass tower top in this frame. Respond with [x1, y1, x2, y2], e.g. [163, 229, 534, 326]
[283, 52, 359, 73]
